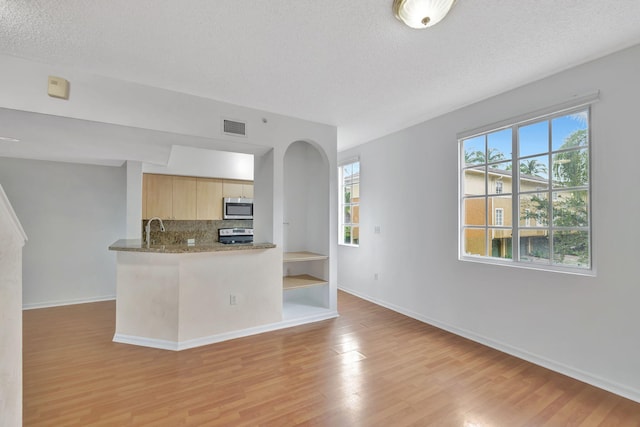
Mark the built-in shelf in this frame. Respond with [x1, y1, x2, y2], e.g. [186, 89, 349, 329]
[283, 274, 328, 290]
[283, 252, 329, 290]
[284, 251, 328, 262]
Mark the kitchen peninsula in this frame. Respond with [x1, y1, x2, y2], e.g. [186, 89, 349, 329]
[109, 239, 281, 351]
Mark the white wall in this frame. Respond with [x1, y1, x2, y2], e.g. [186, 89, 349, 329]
[0, 158, 126, 308]
[338, 44, 640, 401]
[0, 54, 338, 311]
[0, 185, 27, 427]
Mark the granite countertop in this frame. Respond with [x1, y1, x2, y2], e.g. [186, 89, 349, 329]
[109, 239, 276, 253]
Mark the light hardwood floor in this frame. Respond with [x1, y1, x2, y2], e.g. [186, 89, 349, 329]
[23, 291, 640, 426]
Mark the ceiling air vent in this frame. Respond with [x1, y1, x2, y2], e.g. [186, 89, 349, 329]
[222, 119, 247, 137]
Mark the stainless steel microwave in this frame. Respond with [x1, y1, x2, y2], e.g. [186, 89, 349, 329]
[223, 198, 253, 220]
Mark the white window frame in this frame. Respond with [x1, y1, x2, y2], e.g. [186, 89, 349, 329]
[339, 159, 360, 247]
[458, 93, 598, 275]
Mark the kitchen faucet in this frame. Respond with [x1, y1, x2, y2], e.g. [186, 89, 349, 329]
[145, 217, 165, 246]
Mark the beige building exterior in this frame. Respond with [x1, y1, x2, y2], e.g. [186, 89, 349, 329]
[463, 166, 548, 258]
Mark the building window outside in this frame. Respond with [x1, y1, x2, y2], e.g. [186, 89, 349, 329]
[339, 160, 360, 246]
[495, 208, 504, 226]
[460, 106, 591, 271]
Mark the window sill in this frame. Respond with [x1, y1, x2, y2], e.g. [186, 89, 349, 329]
[458, 255, 596, 277]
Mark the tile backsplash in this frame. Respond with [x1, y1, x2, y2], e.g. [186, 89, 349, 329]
[142, 219, 253, 245]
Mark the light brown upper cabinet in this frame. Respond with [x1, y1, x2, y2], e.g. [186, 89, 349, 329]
[196, 178, 223, 220]
[144, 174, 173, 219]
[172, 176, 197, 220]
[143, 174, 251, 220]
[222, 179, 254, 198]
[143, 174, 197, 220]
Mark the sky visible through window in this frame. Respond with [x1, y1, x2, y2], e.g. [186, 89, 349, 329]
[464, 113, 587, 173]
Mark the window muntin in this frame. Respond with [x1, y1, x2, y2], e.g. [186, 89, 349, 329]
[460, 107, 591, 272]
[339, 161, 360, 246]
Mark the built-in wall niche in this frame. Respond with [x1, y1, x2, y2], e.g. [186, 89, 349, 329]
[282, 140, 330, 316]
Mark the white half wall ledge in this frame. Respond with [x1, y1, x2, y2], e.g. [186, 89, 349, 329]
[338, 286, 640, 404]
[113, 310, 339, 351]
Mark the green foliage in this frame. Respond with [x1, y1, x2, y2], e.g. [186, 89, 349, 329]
[553, 130, 588, 187]
[520, 129, 589, 265]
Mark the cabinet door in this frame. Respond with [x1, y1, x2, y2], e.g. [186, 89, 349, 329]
[196, 178, 223, 220]
[222, 179, 244, 198]
[242, 183, 254, 198]
[145, 174, 173, 219]
[172, 176, 197, 220]
[223, 179, 254, 198]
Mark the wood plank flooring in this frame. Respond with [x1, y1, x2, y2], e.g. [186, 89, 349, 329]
[23, 291, 640, 426]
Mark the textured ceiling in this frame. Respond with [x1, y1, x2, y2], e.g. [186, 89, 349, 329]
[2, 0, 640, 151]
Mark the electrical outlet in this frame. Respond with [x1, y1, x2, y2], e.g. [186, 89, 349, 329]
[374, 273, 379, 280]
[374, 225, 381, 234]
[230, 294, 237, 305]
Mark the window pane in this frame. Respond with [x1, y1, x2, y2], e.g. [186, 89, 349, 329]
[489, 231, 512, 259]
[519, 155, 549, 182]
[343, 206, 351, 224]
[487, 128, 512, 162]
[463, 135, 485, 165]
[488, 164, 510, 195]
[489, 195, 512, 226]
[352, 226, 360, 245]
[519, 121, 549, 157]
[343, 185, 352, 204]
[553, 230, 590, 268]
[463, 166, 486, 196]
[552, 190, 589, 227]
[519, 193, 549, 227]
[552, 112, 588, 151]
[352, 183, 360, 201]
[463, 198, 486, 226]
[342, 163, 352, 181]
[343, 226, 352, 245]
[340, 160, 360, 247]
[464, 228, 486, 256]
[552, 148, 589, 188]
[519, 234, 550, 264]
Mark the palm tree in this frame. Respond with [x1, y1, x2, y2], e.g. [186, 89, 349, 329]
[464, 148, 505, 164]
[519, 159, 547, 177]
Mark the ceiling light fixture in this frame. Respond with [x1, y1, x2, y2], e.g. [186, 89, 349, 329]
[393, 0, 456, 29]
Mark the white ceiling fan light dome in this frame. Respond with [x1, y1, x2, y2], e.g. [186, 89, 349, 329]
[393, 0, 456, 29]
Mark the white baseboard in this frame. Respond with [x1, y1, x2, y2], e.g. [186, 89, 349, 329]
[113, 334, 179, 351]
[113, 310, 339, 352]
[338, 285, 640, 404]
[23, 295, 116, 310]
